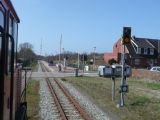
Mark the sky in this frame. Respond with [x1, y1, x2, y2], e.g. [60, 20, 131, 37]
[11, 0, 160, 55]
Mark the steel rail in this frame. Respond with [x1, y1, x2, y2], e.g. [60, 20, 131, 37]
[41, 61, 91, 120]
[46, 78, 68, 120]
[40, 62, 68, 120]
[55, 79, 91, 120]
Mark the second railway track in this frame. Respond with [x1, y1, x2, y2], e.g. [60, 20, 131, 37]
[40, 62, 91, 120]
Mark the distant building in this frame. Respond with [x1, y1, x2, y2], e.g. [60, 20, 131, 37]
[104, 36, 160, 68]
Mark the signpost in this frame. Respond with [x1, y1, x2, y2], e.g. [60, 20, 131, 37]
[22, 67, 31, 102]
[111, 66, 116, 101]
[119, 27, 131, 107]
[111, 64, 131, 102]
[102, 27, 131, 107]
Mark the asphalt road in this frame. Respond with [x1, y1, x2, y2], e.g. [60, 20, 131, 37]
[31, 61, 98, 78]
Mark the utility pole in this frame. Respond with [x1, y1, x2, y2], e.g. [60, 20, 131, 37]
[55, 51, 57, 62]
[40, 39, 42, 56]
[78, 52, 79, 69]
[93, 46, 96, 65]
[59, 34, 62, 64]
[93, 46, 96, 71]
[63, 48, 66, 67]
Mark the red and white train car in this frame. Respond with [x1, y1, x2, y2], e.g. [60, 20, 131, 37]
[0, 0, 26, 120]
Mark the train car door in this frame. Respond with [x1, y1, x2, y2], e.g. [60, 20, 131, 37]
[0, 3, 5, 120]
[2, 12, 15, 120]
[6, 14, 15, 120]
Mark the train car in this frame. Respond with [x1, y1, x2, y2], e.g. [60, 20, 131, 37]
[0, 0, 26, 120]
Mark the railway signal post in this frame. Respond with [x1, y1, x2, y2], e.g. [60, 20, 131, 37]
[111, 67, 116, 101]
[119, 27, 131, 107]
[22, 67, 32, 102]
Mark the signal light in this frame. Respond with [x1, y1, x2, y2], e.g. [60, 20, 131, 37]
[122, 27, 131, 45]
[81, 54, 88, 61]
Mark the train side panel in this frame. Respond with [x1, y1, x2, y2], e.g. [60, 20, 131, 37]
[0, 0, 20, 120]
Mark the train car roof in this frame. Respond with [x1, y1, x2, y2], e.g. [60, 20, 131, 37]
[1, 0, 20, 23]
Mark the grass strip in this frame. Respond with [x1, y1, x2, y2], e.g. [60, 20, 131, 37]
[146, 82, 160, 90]
[62, 76, 160, 120]
[26, 80, 39, 120]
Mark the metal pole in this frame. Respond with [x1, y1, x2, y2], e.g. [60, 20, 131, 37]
[93, 47, 96, 65]
[59, 34, 62, 64]
[24, 70, 27, 102]
[78, 53, 79, 69]
[63, 48, 65, 67]
[40, 39, 42, 56]
[112, 76, 115, 101]
[83, 54, 84, 73]
[120, 43, 125, 106]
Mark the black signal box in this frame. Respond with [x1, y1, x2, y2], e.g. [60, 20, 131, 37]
[122, 27, 131, 45]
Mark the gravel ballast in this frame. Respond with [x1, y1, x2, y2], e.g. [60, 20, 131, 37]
[39, 80, 60, 120]
[60, 80, 111, 120]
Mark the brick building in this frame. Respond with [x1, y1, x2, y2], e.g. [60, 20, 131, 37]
[104, 36, 160, 68]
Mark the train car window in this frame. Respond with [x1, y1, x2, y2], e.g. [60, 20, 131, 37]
[0, 10, 4, 62]
[0, 31, 1, 61]
[13, 21, 18, 62]
[13, 21, 18, 63]
[9, 16, 14, 35]
[0, 11, 4, 28]
[7, 39, 12, 73]
[13, 21, 17, 41]
[0, 33, 1, 61]
[7, 15, 14, 73]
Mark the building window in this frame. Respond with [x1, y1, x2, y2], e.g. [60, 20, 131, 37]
[141, 48, 144, 54]
[150, 48, 154, 55]
[147, 48, 150, 54]
[135, 59, 140, 65]
[137, 48, 141, 54]
[144, 48, 148, 55]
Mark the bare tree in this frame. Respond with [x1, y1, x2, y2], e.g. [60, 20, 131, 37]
[18, 42, 36, 66]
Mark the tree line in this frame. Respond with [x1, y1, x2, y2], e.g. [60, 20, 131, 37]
[17, 42, 107, 67]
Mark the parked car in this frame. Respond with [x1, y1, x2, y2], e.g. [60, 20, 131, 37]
[150, 66, 160, 72]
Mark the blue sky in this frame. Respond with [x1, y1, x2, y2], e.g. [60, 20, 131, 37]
[12, 0, 160, 55]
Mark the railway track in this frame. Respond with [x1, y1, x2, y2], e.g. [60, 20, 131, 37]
[40, 62, 91, 120]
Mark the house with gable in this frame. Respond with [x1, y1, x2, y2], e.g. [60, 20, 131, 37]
[104, 36, 160, 68]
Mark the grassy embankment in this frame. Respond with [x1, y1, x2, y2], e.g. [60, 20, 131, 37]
[24, 61, 39, 120]
[61, 76, 160, 120]
[27, 80, 39, 120]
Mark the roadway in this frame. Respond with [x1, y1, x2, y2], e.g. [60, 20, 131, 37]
[31, 61, 98, 78]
